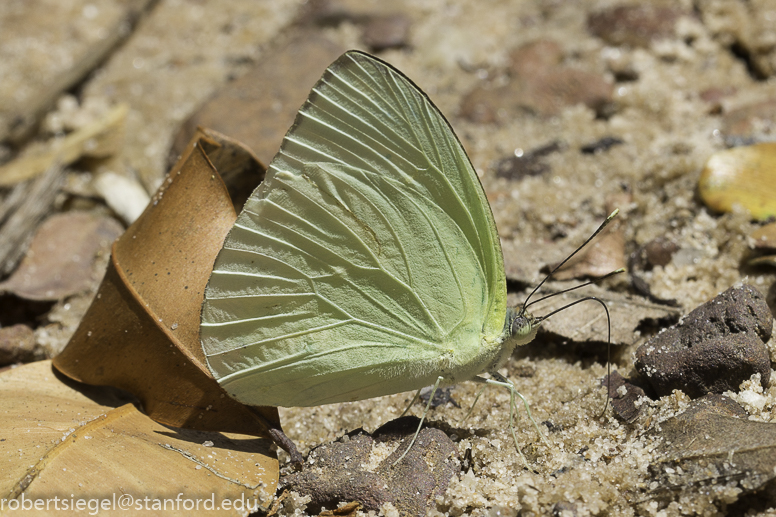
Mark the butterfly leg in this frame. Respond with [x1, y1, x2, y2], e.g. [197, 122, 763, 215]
[471, 372, 552, 466]
[399, 387, 422, 418]
[392, 375, 443, 466]
[459, 383, 488, 424]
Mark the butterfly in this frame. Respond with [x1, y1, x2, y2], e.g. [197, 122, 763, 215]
[200, 50, 616, 463]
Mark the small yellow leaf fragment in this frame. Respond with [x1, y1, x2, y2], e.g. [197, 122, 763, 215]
[698, 143, 776, 221]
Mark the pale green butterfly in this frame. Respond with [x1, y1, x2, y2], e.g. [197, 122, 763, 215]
[200, 50, 617, 464]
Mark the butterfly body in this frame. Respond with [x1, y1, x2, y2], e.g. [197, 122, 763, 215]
[201, 51, 537, 409]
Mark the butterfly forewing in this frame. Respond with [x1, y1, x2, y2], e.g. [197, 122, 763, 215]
[201, 51, 507, 407]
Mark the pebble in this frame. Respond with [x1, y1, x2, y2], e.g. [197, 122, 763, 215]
[282, 416, 459, 516]
[642, 237, 679, 268]
[361, 13, 411, 51]
[587, 4, 684, 48]
[634, 284, 773, 398]
[459, 39, 613, 123]
[0, 324, 37, 366]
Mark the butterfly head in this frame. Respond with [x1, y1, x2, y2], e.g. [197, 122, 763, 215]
[506, 306, 539, 347]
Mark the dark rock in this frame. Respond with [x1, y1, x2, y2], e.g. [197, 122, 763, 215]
[282, 417, 459, 515]
[375, 419, 459, 516]
[587, 4, 684, 48]
[283, 433, 389, 511]
[635, 284, 773, 398]
[604, 370, 647, 422]
[642, 238, 679, 268]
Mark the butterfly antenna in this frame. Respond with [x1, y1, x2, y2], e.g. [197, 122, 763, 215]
[519, 209, 620, 316]
[524, 268, 625, 311]
[535, 295, 614, 418]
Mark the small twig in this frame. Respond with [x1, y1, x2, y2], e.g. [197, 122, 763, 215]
[157, 443, 267, 493]
[0, 162, 65, 276]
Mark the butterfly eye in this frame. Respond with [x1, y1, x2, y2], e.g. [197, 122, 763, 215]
[510, 312, 535, 338]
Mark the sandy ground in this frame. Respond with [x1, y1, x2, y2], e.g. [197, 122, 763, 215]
[3, 0, 776, 515]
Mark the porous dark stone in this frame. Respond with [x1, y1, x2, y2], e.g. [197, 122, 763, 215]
[281, 417, 459, 515]
[634, 284, 773, 398]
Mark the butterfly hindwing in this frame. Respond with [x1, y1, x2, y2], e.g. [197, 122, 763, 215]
[201, 51, 507, 406]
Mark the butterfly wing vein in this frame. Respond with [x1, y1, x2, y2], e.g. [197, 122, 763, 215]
[201, 52, 507, 407]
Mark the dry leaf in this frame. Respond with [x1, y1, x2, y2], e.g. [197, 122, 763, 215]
[750, 221, 776, 250]
[171, 35, 345, 167]
[195, 127, 266, 213]
[547, 190, 630, 281]
[0, 360, 277, 513]
[698, 143, 776, 221]
[0, 212, 122, 301]
[648, 402, 776, 499]
[747, 221, 776, 268]
[511, 286, 680, 347]
[53, 131, 283, 446]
